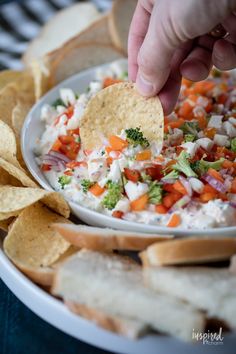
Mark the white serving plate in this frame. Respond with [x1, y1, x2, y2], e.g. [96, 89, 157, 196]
[21, 59, 236, 236]
[1, 239, 235, 354]
[1, 61, 235, 353]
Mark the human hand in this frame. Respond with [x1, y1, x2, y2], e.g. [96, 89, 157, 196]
[128, 0, 236, 114]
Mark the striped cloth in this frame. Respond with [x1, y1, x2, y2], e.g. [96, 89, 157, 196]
[0, 0, 112, 70]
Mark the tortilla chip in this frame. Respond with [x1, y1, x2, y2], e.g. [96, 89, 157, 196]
[3, 202, 71, 268]
[80, 82, 164, 149]
[30, 59, 50, 100]
[0, 120, 22, 168]
[11, 71, 35, 104]
[0, 186, 48, 214]
[0, 217, 15, 232]
[0, 165, 22, 186]
[0, 84, 18, 128]
[12, 101, 32, 138]
[42, 192, 70, 218]
[0, 70, 23, 92]
[0, 185, 69, 219]
[0, 157, 37, 188]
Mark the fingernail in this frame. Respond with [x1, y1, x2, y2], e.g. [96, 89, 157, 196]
[136, 73, 154, 96]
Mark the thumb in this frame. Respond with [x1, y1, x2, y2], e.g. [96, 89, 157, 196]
[136, 2, 178, 97]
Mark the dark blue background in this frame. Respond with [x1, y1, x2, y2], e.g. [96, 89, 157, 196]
[0, 279, 110, 354]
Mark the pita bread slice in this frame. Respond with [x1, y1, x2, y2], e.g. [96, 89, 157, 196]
[80, 82, 164, 149]
[53, 223, 173, 251]
[109, 0, 137, 54]
[23, 2, 101, 65]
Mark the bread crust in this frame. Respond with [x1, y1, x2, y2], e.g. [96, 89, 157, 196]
[53, 223, 172, 251]
[108, 0, 137, 54]
[140, 237, 236, 266]
[65, 301, 148, 338]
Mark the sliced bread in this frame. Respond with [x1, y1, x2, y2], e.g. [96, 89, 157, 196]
[48, 42, 124, 87]
[53, 223, 173, 251]
[52, 249, 205, 341]
[23, 2, 101, 65]
[66, 301, 149, 339]
[143, 266, 236, 329]
[140, 237, 236, 266]
[109, 0, 137, 54]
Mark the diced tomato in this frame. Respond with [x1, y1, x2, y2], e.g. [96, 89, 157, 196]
[67, 128, 80, 135]
[216, 147, 236, 160]
[51, 139, 62, 152]
[112, 210, 124, 219]
[124, 168, 141, 182]
[66, 161, 82, 169]
[66, 106, 74, 119]
[231, 178, 236, 193]
[163, 194, 176, 208]
[59, 135, 74, 144]
[145, 166, 163, 180]
[106, 157, 113, 166]
[41, 164, 51, 171]
[64, 170, 73, 176]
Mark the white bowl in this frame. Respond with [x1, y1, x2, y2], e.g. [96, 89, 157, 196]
[21, 60, 236, 236]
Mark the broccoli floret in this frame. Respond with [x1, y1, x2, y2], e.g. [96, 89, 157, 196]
[180, 121, 199, 137]
[231, 137, 236, 152]
[148, 181, 163, 204]
[125, 127, 150, 148]
[52, 98, 66, 108]
[162, 170, 179, 180]
[184, 134, 196, 143]
[58, 175, 71, 189]
[173, 151, 197, 177]
[102, 181, 122, 210]
[141, 172, 152, 183]
[81, 179, 94, 193]
[191, 157, 225, 175]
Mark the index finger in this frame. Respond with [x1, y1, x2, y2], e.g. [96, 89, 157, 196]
[128, 1, 151, 81]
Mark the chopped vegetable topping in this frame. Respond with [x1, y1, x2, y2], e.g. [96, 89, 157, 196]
[52, 98, 66, 108]
[58, 175, 71, 189]
[231, 137, 236, 152]
[184, 134, 196, 142]
[148, 181, 163, 204]
[173, 151, 197, 177]
[191, 157, 225, 175]
[81, 179, 94, 193]
[102, 181, 122, 210]
[125, 127, 150, 148]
